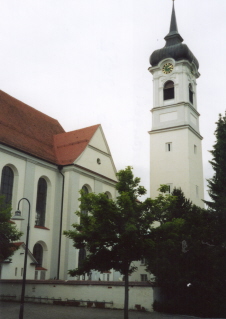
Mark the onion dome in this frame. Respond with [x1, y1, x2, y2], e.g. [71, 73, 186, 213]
[150, 2, 199, 70]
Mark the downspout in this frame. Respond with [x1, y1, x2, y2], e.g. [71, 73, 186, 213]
[57, 165, 65, 280]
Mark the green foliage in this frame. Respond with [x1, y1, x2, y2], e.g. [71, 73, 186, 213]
[0, 196, 22, 262]
[64, 167, 156, 277]
[64, 166, 166, 319]
[146, 188, 226, 317]
[205, 113, 226, 211]
[205, 113, 226, 243]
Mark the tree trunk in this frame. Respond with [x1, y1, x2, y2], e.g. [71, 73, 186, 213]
[124, 267, 129, 319]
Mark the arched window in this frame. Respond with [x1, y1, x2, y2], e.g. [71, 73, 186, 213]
[35, 178, 47, 226]
[0, 166, 14, 204]
[163, 81, 174, 100]
[189, 84, 193, 104]
[82, 185, 89, 194]
[105, 191, 112, 199]
[81, 185, 89, 216]
[78, 247, 86, 268]
[33, 243, 43, 266]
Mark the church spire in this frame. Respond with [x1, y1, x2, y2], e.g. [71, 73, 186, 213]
[164, 1, 183, 46]
[149, 1, 199, 70]
[169, 1, 178, 33]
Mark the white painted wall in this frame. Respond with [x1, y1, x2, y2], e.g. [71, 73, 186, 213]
[150, 128, 204, 206]
[75, 127, 117, 181]
[0, 126, 117, 281]
[59, 166, 117, 280]
[149, 58, 204, 207]
[0, 281, 154, 312]
[0, 245, 36, 280]
[130, 260, 152, 282]
[76, 146, 116, 181]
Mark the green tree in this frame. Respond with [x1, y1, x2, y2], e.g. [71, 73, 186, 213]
[0, 196, 22, 262]
[205, 113, 226, 242]
[64, 167, 159, 319]
[146, 188, 226, 317]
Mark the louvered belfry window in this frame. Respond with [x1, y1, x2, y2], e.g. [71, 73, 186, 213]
[164, 81, 175, 100]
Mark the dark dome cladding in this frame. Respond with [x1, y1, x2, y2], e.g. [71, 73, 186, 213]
[150, 2, 199, 70]
[150, 43, 199, 70]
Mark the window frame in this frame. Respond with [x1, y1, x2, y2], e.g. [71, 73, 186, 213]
[33, 243, 43, 267]
[196, 185, 199, 198]
[194, 145, 197, 154]
[189, 83, 194, 104]
[78, 247, 86, 268]
[166, 184, 173, 194]
[140, 274, 148, 282]
[0, 166, 14, 205]
[166, 142, 172, 152]
[35, 178, 47, 227]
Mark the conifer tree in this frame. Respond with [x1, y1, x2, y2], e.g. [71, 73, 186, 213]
[205, 113, 226, 212]
[147, 188, 226, 317]
[204, 113, 226, 241]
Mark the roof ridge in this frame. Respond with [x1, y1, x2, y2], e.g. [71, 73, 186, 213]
[55, 124, 100, 137]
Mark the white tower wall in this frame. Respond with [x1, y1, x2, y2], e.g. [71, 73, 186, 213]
[149, 58, 204, 207]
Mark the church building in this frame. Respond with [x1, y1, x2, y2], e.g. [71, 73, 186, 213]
[0, 2, 205, 283]
[0, 90, 118, 280]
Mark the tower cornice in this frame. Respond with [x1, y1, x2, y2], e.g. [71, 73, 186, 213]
[150, 101, 200, 117]
[148, 125, 203, 141]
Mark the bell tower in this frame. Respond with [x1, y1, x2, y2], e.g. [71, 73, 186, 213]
[148, 2, 204, 207]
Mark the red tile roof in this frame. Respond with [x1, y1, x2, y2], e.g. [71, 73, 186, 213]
[54, 125, 100, 165]
[35, 267, 47, 271]
[0, 90, 100, 165]
[12, 242, 24, 247]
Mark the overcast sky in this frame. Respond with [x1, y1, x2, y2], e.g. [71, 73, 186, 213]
[0, 0, 225, 201]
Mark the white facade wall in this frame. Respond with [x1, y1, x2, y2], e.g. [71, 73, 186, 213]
[0, 281, 154, 312]
[75, 127, 117, 181]
[129, 261, 152, 282]
[0, 246, 36, 280]
[0, 145, 63, 280]
[0, 126, 118, 281]
[59, 166, 117, 280]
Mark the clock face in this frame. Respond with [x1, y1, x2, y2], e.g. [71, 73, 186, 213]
[162, 63, 174, 74]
